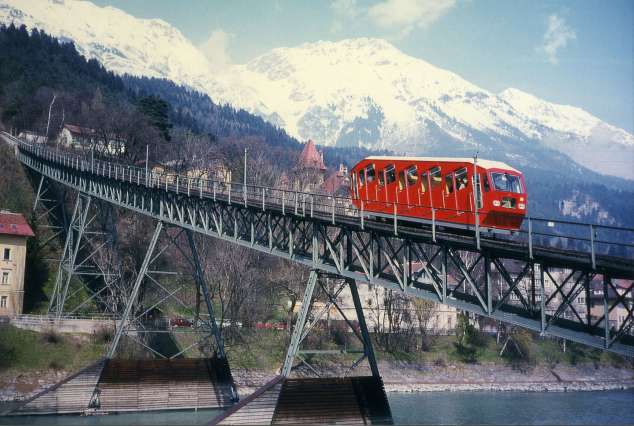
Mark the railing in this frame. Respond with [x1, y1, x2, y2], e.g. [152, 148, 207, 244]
[11, 313, 118, 322]
[8, 133, 634, 263]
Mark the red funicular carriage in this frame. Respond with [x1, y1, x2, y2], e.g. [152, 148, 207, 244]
[349, 156, 527, 232]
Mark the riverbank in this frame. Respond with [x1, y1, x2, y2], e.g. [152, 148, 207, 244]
[2, 361, 633, 403]
[231, 361, 634, 397]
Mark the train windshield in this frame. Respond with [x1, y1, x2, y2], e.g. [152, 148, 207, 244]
[491, 172, 523, 193]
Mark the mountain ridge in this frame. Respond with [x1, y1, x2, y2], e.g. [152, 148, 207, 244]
[1, 0, 632, 180]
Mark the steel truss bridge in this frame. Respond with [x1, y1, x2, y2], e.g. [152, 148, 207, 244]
[0, 133, 634, 423]
[7, 134, 632, 360]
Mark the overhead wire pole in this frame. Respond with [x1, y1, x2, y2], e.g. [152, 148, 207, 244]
[243, 147, 248, 204]
[473, 154, 480, 250]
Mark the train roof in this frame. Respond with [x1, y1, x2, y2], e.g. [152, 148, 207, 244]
[363, 156, 520, 173]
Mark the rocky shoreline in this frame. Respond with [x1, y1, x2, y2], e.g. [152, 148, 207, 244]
[2, 362, 633, 403]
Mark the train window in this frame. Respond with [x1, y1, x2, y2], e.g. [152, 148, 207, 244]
[430, 167, 442, 188]
[455, 168, 468, 190]
[366, 164, 376, 182]
[445, 173, 454, 193]
[398, 170, 406, 190]
[385, 165, 396, 184]
[359, 169, 365, 186]
[421, 172, 428, 193]
[406, 165, 418, 186]
[491, 172, 522, 193]
[378, 169, 385, 186]
[482, 173, 490, 192]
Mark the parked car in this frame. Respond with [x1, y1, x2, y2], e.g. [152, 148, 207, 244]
[170, 317, 193, 328]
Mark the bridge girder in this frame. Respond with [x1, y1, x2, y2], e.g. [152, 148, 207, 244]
[17, 143, 634, 357]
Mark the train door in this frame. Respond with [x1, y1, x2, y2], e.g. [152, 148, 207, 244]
[377, 165, 387, 205]
[405, 165, 418, 210]
[444, 171, 458, 214]
[384, 164, 397, 208]
[428, 166, 443, 213]
[397, 167, 409, 210]
[358, 167, 366, 202]
[454, 167, 469, 216]
[365, 163, 377, 204]
[421, 170, 431, 207]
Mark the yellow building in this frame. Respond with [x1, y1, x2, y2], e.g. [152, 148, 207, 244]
[0, 211, 34, 316]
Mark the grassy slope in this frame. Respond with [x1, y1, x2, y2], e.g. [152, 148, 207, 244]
[224, 330, 629, 371]
[0, 325, 105, 374]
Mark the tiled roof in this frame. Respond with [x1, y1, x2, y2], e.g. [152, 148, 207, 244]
[297, 140, 326, 170]
[0, 212, 34, 237]
[64, 124, 94, 135]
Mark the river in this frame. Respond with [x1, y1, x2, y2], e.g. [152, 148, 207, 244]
[1, 390, 632, 425]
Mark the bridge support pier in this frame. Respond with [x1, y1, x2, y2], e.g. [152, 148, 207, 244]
[281, 271, 381, 378]
[47, 192, 122, 319]
[214, 270, 392, 425]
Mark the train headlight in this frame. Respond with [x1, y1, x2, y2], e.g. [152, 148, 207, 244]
[493, 200, 500, 207]
[519, 203, 525, 210]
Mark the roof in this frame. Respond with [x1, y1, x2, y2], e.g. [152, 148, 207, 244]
[322, 172, 347, 194]
[0, 212, 34, 237]
[298, 140, 327, 171]
[364, 156, 519, 173]
[64, 124, 95, 136]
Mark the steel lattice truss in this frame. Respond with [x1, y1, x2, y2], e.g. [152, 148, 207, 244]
[16, 142, 634, 357]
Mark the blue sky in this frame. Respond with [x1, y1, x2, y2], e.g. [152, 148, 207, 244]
[92, 0, 633, 133]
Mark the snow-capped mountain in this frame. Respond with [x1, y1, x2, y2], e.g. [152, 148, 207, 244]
[0, 0, 211, 91]
[211, 38, 633, 179]
[2, 0, 633, 180]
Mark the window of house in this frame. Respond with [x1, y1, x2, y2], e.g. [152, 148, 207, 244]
[430, 167, 442, 188]
[445, 173, 454, 194]
[406, 165, 418, 186]
[0, 296, 6, 308]
[455, 168, 468, 190]
[447, 316, 453, 328]
[1, 272, 8, 285]
[2, 248, 9, 261]
[385, 165, 396, 184]
[365, 164, 376, 183]
[421, 172, 428, 193]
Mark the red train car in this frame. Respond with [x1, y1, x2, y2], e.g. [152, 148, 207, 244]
[349, 156, 527, 231]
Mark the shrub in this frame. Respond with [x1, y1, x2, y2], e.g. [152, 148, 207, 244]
[41, 328, 62, 344]
[433, 356, 447, 368]
[48, 360, 64, 370]
[501, 329, 536, 367]
[93, 326, 114, 344]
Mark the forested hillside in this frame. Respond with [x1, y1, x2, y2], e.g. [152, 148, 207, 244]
[1, 24, 633, 228]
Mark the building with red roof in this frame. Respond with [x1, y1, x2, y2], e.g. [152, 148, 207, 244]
[0, 211, 34, 316]
[297, 139, 326, 171]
